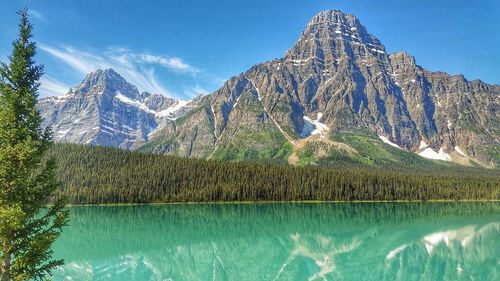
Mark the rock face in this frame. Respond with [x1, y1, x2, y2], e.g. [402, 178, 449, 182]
[142, 10, 499, 166]
[38, 69, 194, 149]
[39, 10, 500, 167]
[389, 52, 500, 165]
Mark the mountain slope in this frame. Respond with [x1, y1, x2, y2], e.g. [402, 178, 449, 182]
[39, 10, 500, 168]
[141, 10, 499, 167]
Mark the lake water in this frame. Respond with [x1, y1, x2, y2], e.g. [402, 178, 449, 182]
[52, 203, 499, 281]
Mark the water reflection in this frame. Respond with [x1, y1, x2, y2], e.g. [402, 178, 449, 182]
[52, 203, 500, 280]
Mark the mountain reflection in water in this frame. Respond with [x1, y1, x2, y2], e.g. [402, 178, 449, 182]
[52, 203, 500, 281]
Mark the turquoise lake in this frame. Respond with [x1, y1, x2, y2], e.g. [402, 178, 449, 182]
[52, 203, 500, 280]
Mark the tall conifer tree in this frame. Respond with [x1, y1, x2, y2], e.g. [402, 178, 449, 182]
[0, 8, 68, 281]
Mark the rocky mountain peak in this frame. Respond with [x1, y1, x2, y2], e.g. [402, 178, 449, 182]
[303, 10, 379, 43]
[74, 68, 140, 100]
[305, 10, 358, 27]
[285, 10, 386, 68]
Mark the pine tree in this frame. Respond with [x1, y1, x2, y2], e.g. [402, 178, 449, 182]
[0, 8, 68, 281]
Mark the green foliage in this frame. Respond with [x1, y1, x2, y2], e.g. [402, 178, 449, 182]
[211, 127, 291, 162]
[49, 144, 499, 205]
[477, 145, 500, 167]
[0, 9, 68, 281]
[330, 132, 449, 169]
[295, 143, 320, 166]
[274, 141, 293, 160]
[295, 142, 355, 166]
[138, 135, 178, 155]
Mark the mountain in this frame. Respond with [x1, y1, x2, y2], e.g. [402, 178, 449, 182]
[38, 69, 197, 149]
[39, 10, 500, 167]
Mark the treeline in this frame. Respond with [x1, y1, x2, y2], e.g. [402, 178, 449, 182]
[48, 144, 500, 204]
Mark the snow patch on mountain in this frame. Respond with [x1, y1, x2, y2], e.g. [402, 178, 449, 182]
[419, 147, 452, 161]
[379, 135, 402, 149]
[419, 141, 428, 149]
[115, 92, 156, 114]
[301, 113, 329, 139]
[156, 100, 191, 119]
[116, 90, 191, 120]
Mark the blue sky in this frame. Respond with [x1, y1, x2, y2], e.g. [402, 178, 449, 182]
[1, 0, 499, 99]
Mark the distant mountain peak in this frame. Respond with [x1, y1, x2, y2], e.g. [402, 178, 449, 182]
[81, 68, 120, 83]
[37, 68, 198, 149]
[73, 68, 140, 100]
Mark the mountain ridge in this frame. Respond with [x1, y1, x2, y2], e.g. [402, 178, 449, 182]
[38, 10, 500, 167]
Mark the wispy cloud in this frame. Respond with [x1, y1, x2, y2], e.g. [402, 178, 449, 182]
[40, 45, 97, 74]
[29, 10, 46, 21]
[136, 54, 199, 74]
[39, 76, 70, 97]
[38, 44, 200, 97]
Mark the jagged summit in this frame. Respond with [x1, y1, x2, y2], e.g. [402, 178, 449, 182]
[79, 68, 124, 87]
[286, 10, 386, 63]
[73, 68, 141, 100]
[305, 10, 363, 31]
[306, 10, 383, 45]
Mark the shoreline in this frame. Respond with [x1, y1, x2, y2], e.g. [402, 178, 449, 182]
[59, 199, 500, 207]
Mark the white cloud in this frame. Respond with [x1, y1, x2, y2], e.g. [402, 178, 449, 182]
[29, 10, 46, 21]
[39, 44, 200, 97]
[39, 76, 70, 97]
[138, 54, 199, 73]
[39, 44, 97, 74]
